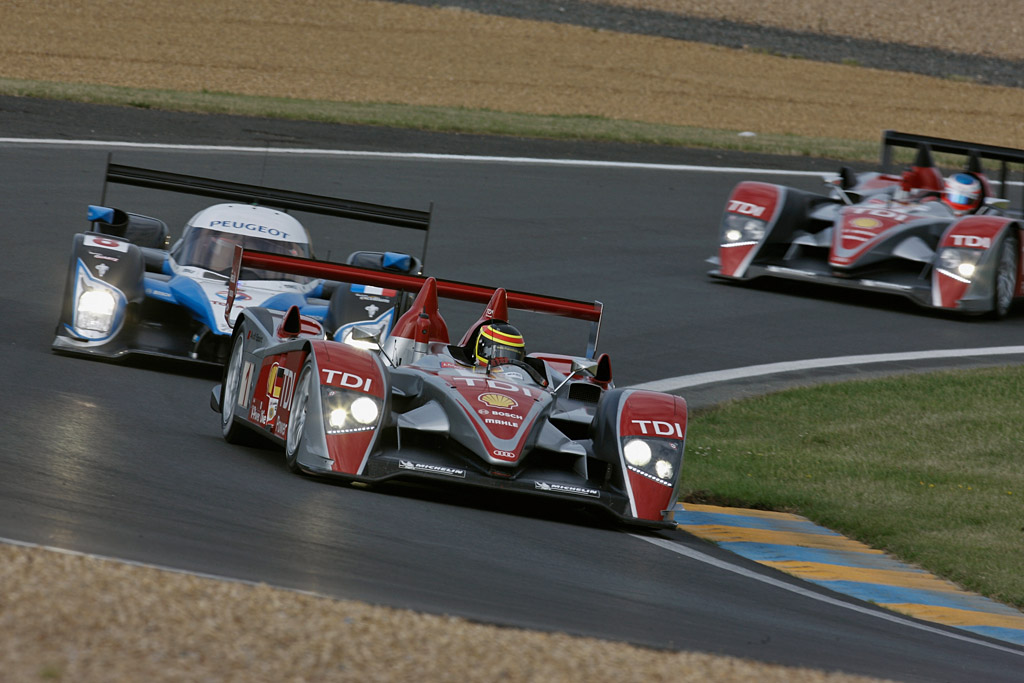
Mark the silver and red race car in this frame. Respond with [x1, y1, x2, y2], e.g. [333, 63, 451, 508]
[709, 131, 1024, 318]
[211, 249, 688, 527]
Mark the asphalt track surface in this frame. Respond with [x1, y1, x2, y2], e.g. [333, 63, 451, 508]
[4, 100, 1024, 681]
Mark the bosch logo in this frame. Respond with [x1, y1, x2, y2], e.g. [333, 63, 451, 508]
[727, 200, 766, 217]
[950, 235, 991, 248]
[492, 449, 516, 460]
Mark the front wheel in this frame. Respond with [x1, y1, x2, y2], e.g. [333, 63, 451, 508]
[221, 332, 248, 443]
[991, 231, 1019, 320]
[285, 362, 314, 473]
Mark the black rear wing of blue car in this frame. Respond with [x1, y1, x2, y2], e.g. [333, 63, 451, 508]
[99, 158, 433, 256]
[880, 130, 1024, 216]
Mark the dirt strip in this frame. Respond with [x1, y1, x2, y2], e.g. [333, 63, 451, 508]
[1, 0, 1023, 147]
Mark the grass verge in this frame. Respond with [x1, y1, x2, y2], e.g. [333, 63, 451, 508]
[0, 77, 883, 161]
[682, 365, 1024, 608]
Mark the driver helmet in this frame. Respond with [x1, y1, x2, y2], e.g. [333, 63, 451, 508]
[942, 173, 983, 215]
[474, 322, 525, 365]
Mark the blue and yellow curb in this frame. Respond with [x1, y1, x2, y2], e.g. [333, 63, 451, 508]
[673, 503, 1024, 646]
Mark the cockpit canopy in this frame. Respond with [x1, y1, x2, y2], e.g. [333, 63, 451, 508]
[174, 203, 312, 281]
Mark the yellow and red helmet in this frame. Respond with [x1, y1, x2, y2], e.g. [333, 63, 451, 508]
[475, 322, 525, 365]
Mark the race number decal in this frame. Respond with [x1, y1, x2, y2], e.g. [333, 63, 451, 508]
[84, 234, 129, 252]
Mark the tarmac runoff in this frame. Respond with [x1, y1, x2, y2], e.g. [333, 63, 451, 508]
[673, 503, 1024, 647]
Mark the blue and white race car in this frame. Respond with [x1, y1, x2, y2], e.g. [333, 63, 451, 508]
[52, 162, 431, 366]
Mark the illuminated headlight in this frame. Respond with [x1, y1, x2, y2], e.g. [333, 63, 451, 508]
[321, 387, 380, 434]
[722, 214, 766, 243]
[77, 289, 116, 332]
[938, 248, 982, 280]
[350, 396, 380, 424]
[655, 459, 674, 480]
[620, 436, 683, 483]
[623, 439, 652, 467]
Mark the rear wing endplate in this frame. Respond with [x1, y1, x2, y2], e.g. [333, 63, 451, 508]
[880, 130, 1024, 214]
[226, 247, 604, 358]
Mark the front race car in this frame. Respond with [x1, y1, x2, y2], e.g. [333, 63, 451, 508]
[213, 250, 689, 528]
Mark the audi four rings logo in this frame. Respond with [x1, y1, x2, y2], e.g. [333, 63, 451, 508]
[492, 449, 516, 459]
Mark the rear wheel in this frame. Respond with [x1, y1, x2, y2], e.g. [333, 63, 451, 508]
[991, 232, 1019, 319]
[285, 362, 314, 473]
[221, 333, 248, 443]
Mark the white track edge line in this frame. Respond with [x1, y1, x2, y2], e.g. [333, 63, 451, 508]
[0, 137, 830, 175]
[629, 346, 1024, 392]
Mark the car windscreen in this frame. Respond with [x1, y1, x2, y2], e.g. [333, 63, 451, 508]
[176, 227, 312, 282]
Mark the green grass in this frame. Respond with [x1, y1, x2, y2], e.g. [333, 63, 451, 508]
[682, 365, 1024, 608]
[0, 77, 882, 161]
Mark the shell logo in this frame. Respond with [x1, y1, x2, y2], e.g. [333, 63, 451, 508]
[478, 393, 518, 409]
[850, 217, 882, 229]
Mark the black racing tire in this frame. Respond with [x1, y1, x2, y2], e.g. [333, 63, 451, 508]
[285, 361, 315, 473]
[220, 332, 248, 444]
[991, 231, 1019, 320]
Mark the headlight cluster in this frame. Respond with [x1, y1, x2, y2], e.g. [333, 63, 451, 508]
[722, 214, 766, 245]
[340, 327, 378, 351]
[321, 386, 380, 434]
[622, 437, 683, 483]
[72, 266, 124, 339]
[938, 248, 982, 281]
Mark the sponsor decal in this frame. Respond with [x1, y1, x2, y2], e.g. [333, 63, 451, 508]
[500, 369, 525, 382]
[84, 234, 129, 252]
[399, 459, 467, 478]
[146, 286, 175, 300]
[453, 376, 535, 398]
[273, 419, 288, 439]
[246, 329, 264, 343]
[216, 290, 252, 301]
[207, 220, 290, 239]
[850, 217, 882, 229]
[321, 369, 373, 393]
[727, 200, 766, 217]
[89, 252, 119, 262]
[485, 418, 520, 428]
[844, 207, 912, 223]
[631, 420, 685, 438]
[950, 234, 991, 248]
[95, 263, 109, 278]
[364, 304, 380, 317]
[439, 361, 458, 369]
[535, 481, 601, 498]
[478, 393, 518, 409]
[492, 449, 516, 460]
[351, 284, 397, 297]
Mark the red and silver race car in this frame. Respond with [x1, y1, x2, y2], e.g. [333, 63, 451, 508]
[709, 131, 1024, 318]
[211, 249, 688, 527]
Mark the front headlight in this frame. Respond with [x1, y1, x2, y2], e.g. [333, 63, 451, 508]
[77, 289, 116, 332]
[71, 263, 125, 340]
[620, 436, 683, 483]
[321, 387, 381, 434]
[722, 214, 766, 244]
[623, 439, 652, 467]
[938, 248, 982, 281]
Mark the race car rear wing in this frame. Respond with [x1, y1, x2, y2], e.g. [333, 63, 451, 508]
[226, 248, 604, 357]
[99, 158, 433, 258]
[880, 130, 1024, 215]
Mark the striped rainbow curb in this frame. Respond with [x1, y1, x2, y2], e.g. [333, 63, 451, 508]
[673, 503, 1024, 646]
